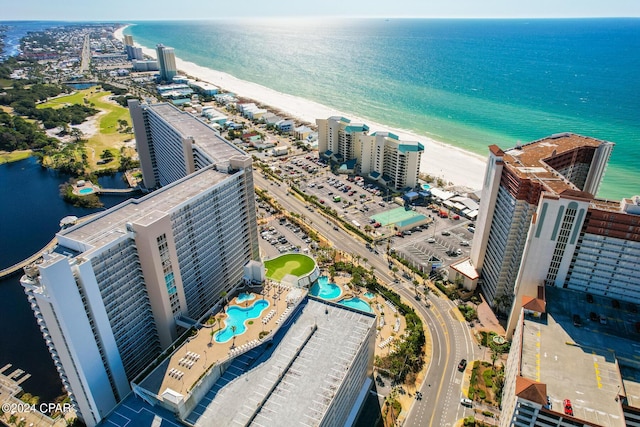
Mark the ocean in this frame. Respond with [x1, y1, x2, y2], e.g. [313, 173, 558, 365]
[126, 18, 640, 200]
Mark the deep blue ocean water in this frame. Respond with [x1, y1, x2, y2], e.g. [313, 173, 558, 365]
[127, 18, 640, 199]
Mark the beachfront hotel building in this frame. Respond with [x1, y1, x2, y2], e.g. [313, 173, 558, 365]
[156, 44, 177, 82]
[123, 34, 143, 61]
[316, 116, 424, 190]
[20, 101, 260, 426]
[469, 133, 640, 336]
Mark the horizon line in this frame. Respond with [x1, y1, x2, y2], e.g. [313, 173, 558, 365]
[1, 16, 640, 23]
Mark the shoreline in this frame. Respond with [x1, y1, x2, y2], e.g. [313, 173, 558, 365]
[114, 25, 487, 191]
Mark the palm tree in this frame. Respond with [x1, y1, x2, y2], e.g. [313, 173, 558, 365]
[231, 325, 237, 347]
[220, 291, 228, 310]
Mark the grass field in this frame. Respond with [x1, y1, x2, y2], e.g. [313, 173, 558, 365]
[0, 150, 32, 164]
[264, 254, 316, 282]
[37, 86, 134, 171]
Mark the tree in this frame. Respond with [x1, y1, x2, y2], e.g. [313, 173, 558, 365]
[231, 325, 237, 347]
[70, 128, 83, 143]
[100, 149, 114, 160]
[220, 291, 228, 309]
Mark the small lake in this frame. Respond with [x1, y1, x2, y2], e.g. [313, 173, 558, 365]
[0, 157, 131, 401]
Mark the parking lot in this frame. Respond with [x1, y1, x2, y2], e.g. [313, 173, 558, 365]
[390, 214, 475, 273]
[257, 213, 315, 259]
[258, 153, 476, 269]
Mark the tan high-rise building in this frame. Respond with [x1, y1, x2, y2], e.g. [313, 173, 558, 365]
[469, 133, 640, 336]
[156, 44, 177, 82]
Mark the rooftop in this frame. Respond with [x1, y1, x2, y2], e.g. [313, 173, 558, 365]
[450, 258, 479, 280]
[518, 286, 640, 426]
[146, 103, 246, 167]
[499, 133, 612, 197]
[137, 287, 301, 397]
[185, 298, 375, 426]
[112, 297, 375, 427]
[58, 167, 230, 252]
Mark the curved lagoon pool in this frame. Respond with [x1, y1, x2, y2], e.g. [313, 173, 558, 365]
[310, 276, 342, 300]
[338, 297, 373, 313]
[236, 292, 256, 303]
[215, 299, 269, 343]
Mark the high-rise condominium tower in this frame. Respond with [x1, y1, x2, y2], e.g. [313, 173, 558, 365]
[21, 101, 259, 426]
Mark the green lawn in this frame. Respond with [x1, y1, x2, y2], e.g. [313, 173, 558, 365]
[36, 89, 91, 109]
[0, 150, 32, 164]
[37, 86, 133, 171]
[264, 254, 316, 282]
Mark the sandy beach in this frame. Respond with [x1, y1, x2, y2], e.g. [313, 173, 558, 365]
[114, 26, 487, 191]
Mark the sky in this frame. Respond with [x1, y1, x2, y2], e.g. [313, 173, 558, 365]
[3, 0, 640, 21]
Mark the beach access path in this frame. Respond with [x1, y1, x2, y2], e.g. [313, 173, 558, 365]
[113, 26, 487, 190]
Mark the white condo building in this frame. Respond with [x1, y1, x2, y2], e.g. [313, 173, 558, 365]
[21, 102, 259, 426]
[316, 116, 424, 190]
[469, 133, 640, 337]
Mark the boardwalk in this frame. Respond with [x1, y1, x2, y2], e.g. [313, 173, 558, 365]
[0, 213, 97, 279]
[0, 237, 58, 279]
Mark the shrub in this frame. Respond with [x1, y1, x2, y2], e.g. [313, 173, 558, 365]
[483, 369, 494, 387]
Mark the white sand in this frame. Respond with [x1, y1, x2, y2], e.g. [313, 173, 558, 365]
[115, 26, 487, 191]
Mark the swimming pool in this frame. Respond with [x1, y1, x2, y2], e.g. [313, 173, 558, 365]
[236, 292, 256, 303]
[363, 292, 375, 300]
[309, 276, 342, 300]
[421, 184, 431, 191]
[338, 297, 373, 313]
[215, 299, 269, 343]
[78, 187, 94, 195]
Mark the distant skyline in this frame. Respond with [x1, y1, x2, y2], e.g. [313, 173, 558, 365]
[2, 0, 640, 21]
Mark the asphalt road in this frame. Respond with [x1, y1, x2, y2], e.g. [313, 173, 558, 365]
[80, 34, 90, 73]
[254, 170, 479, 426]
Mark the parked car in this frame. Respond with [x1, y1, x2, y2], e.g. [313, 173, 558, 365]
[460, 240, 470, 246]
[427, 237, 436, 243]
[460, 398, 473, 407]
[572, 314, 582, 327]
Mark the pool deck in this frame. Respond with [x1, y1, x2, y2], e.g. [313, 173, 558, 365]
[138, 285, 301, 397]
[324, 273, 407, 351]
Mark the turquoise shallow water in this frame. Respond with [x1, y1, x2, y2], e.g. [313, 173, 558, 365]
[338, 297, 373, 313]
[310, 276, 342, 300]
[215, 299, 269, 343]
[127, 18, 640, 199]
